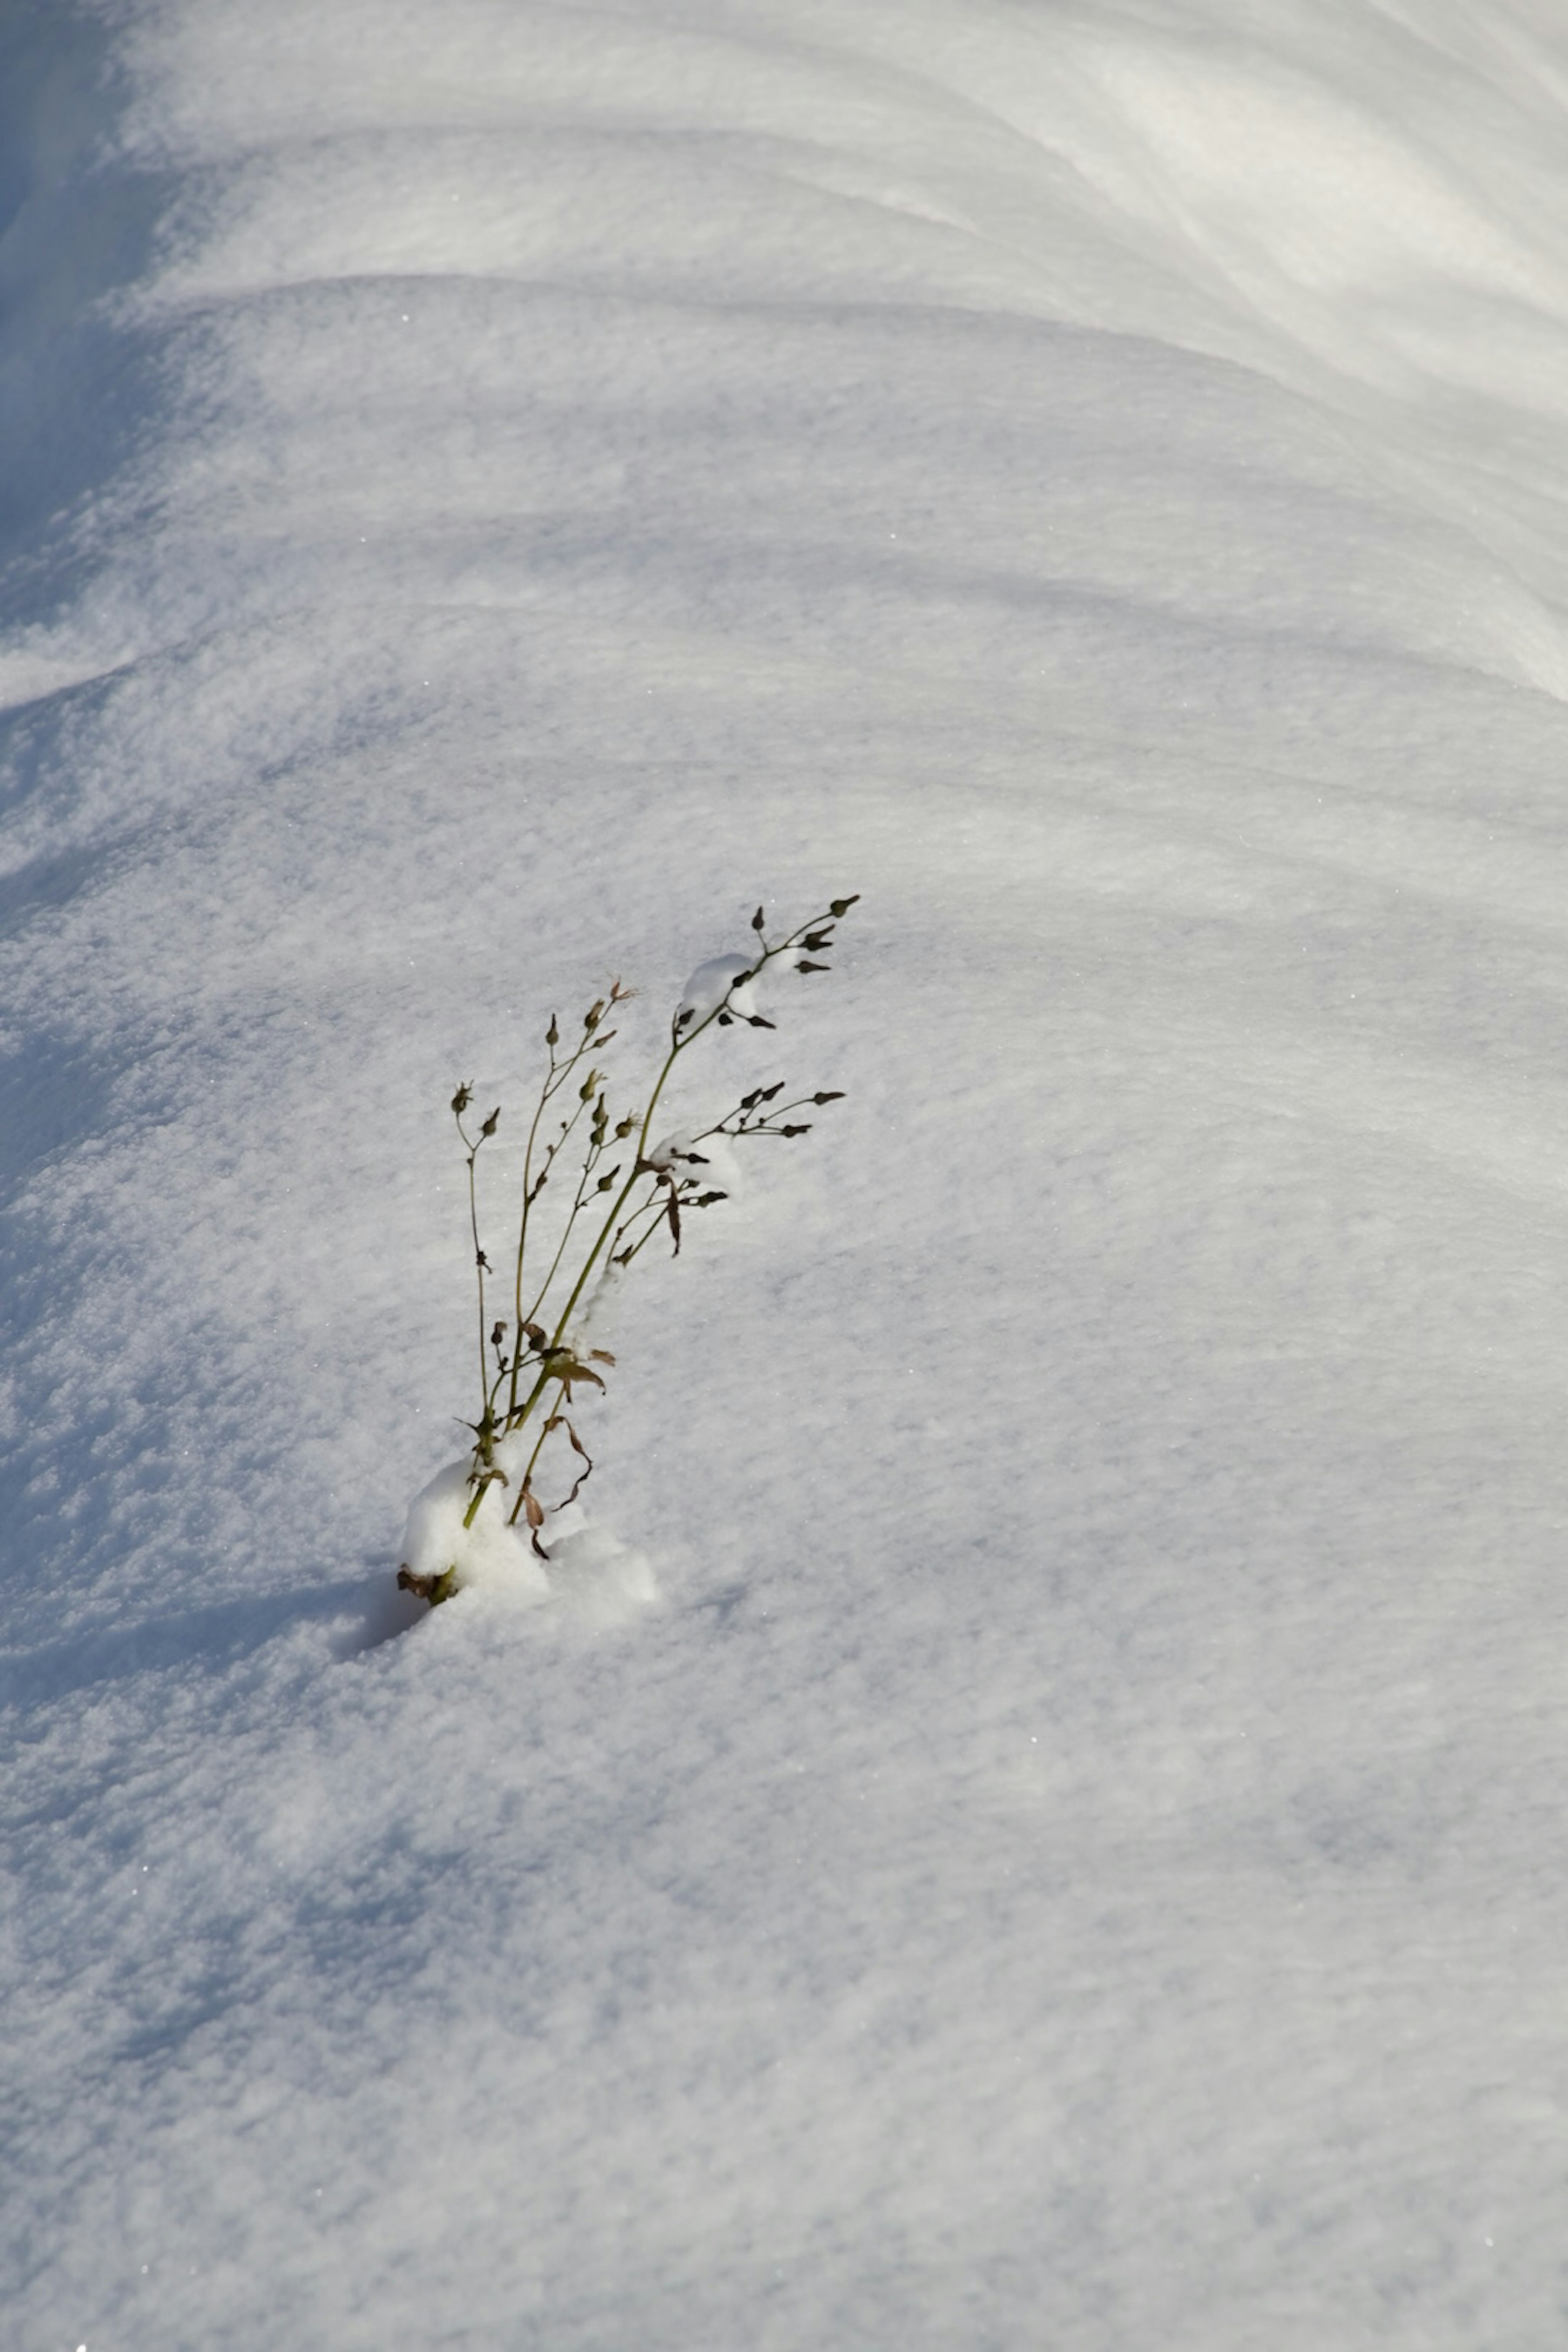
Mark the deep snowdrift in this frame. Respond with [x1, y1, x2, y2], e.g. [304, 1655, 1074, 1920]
[6, 3, 1568, 2345]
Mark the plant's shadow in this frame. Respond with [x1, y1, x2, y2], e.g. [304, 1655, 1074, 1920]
[0, 1568, 423, 1712]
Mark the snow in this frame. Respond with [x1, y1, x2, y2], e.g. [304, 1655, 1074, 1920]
[677, 950, 762, 1027]
[398, 1455, 549, 1604]
[5, 0, 1568, 2342]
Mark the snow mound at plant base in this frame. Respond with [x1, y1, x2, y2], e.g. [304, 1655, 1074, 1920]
[399, 1459, 656, 1625]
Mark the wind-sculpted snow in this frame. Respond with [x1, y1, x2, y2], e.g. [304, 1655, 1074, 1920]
[5, 3, 1568, 2345]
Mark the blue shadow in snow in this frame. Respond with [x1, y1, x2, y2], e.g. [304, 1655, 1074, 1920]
[0, 1568, 424, 1713]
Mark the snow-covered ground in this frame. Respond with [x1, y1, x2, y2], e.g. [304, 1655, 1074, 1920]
[7, 1, 1568, 2342]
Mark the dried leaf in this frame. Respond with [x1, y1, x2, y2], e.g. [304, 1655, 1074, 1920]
[556, 1420, 595, 1508]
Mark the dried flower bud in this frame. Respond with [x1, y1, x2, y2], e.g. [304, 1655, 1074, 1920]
[480, 1107, 500, 1136]
[751, 905, 766, 932]
[796, 960, 829, 974]
[546, 1015, 559, 1047]
[451, 1082, 473, 1115]
[829, 895, 859, 917]
[813, 1090, 845, 1104]
[780, 1123, 812, 1137]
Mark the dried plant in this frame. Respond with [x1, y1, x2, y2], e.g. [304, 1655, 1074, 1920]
[399, 895, 858, 1605]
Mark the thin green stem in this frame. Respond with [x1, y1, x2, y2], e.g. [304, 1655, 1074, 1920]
[506, 1379, 568, 1527]
[506, 1054, 559, 1418]
[517, 1123, 608, 1354]
[506, 1040, 590, 1419]
[467, 1151, 487, 1429]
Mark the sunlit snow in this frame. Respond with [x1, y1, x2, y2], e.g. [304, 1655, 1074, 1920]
[6, 1, 1568, 2344]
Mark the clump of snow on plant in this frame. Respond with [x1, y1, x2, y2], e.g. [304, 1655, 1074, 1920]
[641, 1127, 742, 1196]
[399, 1450, 655, 1621]
[399, 1459, 550, 1605]
[677, 952, 759, 1025]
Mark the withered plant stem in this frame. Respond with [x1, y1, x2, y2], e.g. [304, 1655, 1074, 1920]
[441, 900, 855, 1549]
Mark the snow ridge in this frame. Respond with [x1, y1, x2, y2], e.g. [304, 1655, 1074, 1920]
[5, 4, 1568, 2345]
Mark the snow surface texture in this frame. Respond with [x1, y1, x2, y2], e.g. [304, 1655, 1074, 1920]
[6, 0, 1568, 2343]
